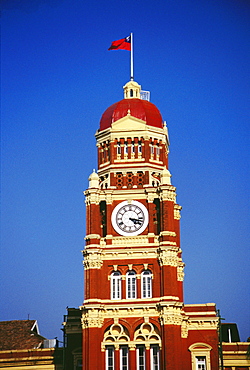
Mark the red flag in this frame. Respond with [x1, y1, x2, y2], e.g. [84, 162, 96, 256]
[108, 36, 131, 51]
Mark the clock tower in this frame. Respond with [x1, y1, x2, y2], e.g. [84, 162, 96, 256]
[80, 80, 219, 370]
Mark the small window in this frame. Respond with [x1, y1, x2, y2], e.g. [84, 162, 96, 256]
[106, 346, 114, 370]
[196, 356, 206, 370]
[124, 143, 128, 155]
[136, 346, 145, 370]
[117, 143, 121, 155]
[120, 346, 129, 370]
[138, 143, 142, 154]
[151, 345, 160, 370]
[111, 271, 122, 299]
[141, 270, 152, 298]
[126, 270, 137, 299]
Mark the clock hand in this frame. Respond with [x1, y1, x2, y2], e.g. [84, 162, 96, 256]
[129, 217, 143, 225]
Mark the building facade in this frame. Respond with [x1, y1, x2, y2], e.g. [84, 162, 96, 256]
[80, 80, 219, 370]
[0, 320, 63, 370]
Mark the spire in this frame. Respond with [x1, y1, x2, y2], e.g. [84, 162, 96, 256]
[123, 80, 141, 99]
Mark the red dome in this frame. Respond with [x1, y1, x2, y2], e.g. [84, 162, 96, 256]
[99, 98, 163, 131]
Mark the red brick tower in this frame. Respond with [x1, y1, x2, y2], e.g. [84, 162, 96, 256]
[81, 81, 219, 370]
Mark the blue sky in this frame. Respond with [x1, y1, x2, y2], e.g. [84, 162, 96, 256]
[1, 0, 249, 342]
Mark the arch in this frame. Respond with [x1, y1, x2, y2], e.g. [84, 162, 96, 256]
[189, 343, 212, 351]
[133, 322, 161, 346]
[102, 323, 130, 370]
[133, 322, 161, 370]
[103, 323, 130, 344]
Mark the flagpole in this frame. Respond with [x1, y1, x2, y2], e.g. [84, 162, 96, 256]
[130, 32, 134, 80]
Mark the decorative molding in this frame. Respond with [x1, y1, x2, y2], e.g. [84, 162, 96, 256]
[85, 234, 101, 240]
[146, 192, 157, 203]
[159, 188, 176, 202]
[84, 192, 100, 205]
[112, 235, 154, 245]
[83, 249, 103, 269]
[177, 262, 185, 281]
[157, 247, 180, 267]
[101, 247, 158, 261]
[159, 230, 176, 237]
[181, 317, 189, 338]
[174, 204, 182, 220]
[81, 308, 104, 328]
[187, 319, 218, 331]
[158, 304, 184, 326]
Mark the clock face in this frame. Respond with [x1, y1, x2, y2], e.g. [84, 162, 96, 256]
[111, 200, 149, 236]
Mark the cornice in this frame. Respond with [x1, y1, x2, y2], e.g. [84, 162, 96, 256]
[95, 124, 169, 145]
[83, 240, 183, 268]
[80, 300, 218, 338]
[186, 317, 219, 331]
[98, 162, 169, 173]
[80, 301, 199, 331]
[83, 296, 180, 305]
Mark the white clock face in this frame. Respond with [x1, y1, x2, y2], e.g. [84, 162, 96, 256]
[111, 200, 149, 236]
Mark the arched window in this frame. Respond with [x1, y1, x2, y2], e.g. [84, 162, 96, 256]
[111, 271, 122, 299]
[126, 270, 137, 299]
[134, 323, 161, 370]
[103, 324, 130, 370]
[141, 270, 152, 298]
[189, 343, 212, 370]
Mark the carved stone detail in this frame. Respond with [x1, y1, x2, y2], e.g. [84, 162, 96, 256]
[158, 304, 184, 326]
[181, 318, 189, 338]
[159, 188, 176, 202]
[174, 204, 182, 220]
[177, 262, 185, 281]
[157, 247, 179, 267]
[81, 308, 104, 328]
[112, 235, 150, 245]
[159, 231, 176, 237]
[83, 249, 103, 269]
[84, 191, 100, 205]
